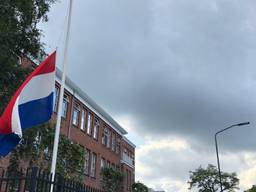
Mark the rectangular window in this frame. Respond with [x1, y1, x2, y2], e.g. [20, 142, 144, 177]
[84, 149, 90, 175]
[61, 95, 69, 118]
[111, 133, 116, 151]
[54, 86, 59, 112]
[107, 132, 111, 148]
[87, 113, 93, 135]
[102, 127, 110, 147]
[100, 158, 106, 169]
[93, 118, 99, 140]
[90, 153, 96, 178]
[116, 138, 120, 154]
[72, 103, 80, 126]
[80, 110, 86, 131]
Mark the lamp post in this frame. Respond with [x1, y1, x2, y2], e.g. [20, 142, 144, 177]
[215, 122, 250, 192]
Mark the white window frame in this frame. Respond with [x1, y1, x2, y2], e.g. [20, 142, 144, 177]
[90, 153, 96, 178]
[93, 118, 99, 140]
[84, 149, 90, 175]
[80, 109, 86, 131]
[100, 158, 106, 169]
[72, 103, 80, 126]
[87, 112, 93, 135]
[61, 95, 69, 118]
[111, 133, 116, 151]
[103, 127, 110, 147]
[116, 138, 121, 154]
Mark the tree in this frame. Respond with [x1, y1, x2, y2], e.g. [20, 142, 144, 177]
[7, 123, 86, 181]
[0, 0, 55, 114]
[188, 164, 239, 192]
[0, 0, 87, 182]
[100, 167, 124, 192]
[132, 181, 148, 192]
[245, 185, 256, 192]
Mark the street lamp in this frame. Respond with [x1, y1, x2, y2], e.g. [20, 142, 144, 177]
[215, 122, 250, 192]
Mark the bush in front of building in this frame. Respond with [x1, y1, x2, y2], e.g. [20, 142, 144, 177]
[100, 167, 124, 192]
[132, 181, 148, 192]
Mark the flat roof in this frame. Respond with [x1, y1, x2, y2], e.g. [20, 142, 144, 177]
[123, 136, 136, 148]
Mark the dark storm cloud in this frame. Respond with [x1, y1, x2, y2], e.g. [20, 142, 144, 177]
[42, 0, 256, 151]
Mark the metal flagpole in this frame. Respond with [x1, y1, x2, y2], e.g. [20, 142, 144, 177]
[50, 0, 73, 191]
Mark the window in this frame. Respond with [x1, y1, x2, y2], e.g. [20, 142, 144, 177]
[93, 118, 99, 139]
[108, 132, 111, 148]
[84, 149, 90, 175]
[90, 153, 96, 178]
[80, 110, 86, 131]
[116, 138, 121, 154]
[132, 154, 135, 165]
[54, 86, 59, 112]
[61, 95, 69, 118]
[102, 127, 110, 147]
[101, 158, 106, 169]
[111, 133, 116, 151]
[87, 113, 93, 135]
[72, 103, 80, 126]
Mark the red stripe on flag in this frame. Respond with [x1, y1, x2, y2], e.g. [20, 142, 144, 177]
[34, 51, 56, 75]
[0, 51, 56, 134]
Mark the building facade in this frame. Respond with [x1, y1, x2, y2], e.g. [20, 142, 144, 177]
[0, 56, 136, 191]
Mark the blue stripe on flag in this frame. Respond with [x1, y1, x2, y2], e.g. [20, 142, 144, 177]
[19, 92, 54, 129]
[0, 133, 21, 156]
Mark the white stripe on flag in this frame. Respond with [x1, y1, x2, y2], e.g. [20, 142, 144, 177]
[19, 72, 55, 105]
[11, 96, 22, 136]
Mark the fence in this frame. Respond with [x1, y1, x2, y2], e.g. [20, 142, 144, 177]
[0, 167, 103, 192]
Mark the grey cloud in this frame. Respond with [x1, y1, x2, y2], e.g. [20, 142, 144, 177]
[42, 0, 256, 150]
[39, 1, 256, 191]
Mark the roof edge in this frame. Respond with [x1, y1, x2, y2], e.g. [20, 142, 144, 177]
[123, 136, 136, 148]
[56, 69, 128, 135]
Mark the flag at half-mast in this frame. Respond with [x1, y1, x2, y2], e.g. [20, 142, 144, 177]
[0, 51, 56, 156]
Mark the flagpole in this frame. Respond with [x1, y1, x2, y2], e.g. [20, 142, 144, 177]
[50, 0, 73, 191]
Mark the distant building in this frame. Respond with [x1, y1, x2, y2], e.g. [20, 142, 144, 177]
[0, 56, 136, 192]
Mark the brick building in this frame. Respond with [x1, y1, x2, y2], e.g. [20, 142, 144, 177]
[0, 56, 136, 191]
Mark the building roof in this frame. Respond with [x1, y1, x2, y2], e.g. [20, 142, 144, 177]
[123, 136, 136, 148]
[56, 69, 128, 135]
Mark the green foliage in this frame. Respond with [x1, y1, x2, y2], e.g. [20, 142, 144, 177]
[188, 164, 239, 192]
[8, 123, 85, 181]
[0, 0, 55, 114]
[57, 134, 85, 181]
[100, 167, 124, 192]
[132, 181, 148, 192]
[0, 0, 55, 57]
[245, 185, 256, 192]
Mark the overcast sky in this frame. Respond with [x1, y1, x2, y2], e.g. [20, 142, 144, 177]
[40, 0, 256, 191]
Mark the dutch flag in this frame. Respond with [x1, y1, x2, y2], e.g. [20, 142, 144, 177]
[0, 51, 56, 156]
